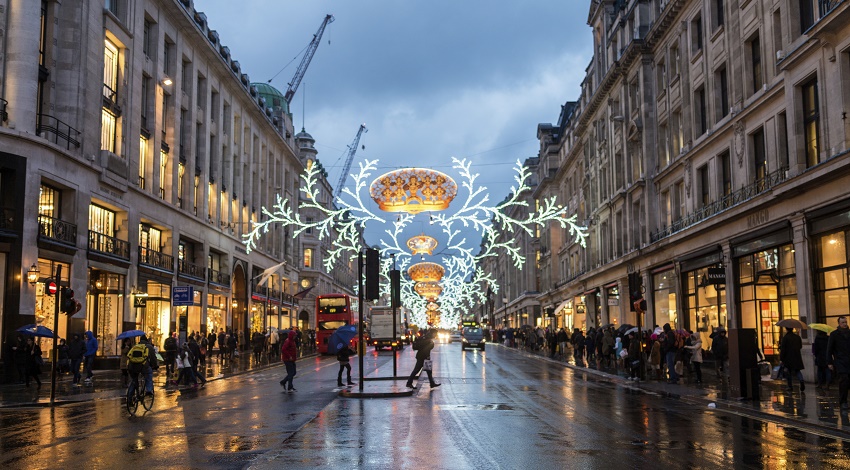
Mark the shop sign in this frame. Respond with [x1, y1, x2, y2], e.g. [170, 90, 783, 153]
[707, 267, 726, 285]
[607, 298, 619, 306]
[133, 297, 147, 308]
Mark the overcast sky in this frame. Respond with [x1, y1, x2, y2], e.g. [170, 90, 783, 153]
[195, 0, 593, 253]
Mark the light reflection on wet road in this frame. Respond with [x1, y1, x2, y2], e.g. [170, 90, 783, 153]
[2, 343, 850, 469]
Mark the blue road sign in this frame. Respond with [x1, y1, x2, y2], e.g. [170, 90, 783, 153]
[172, 286, 194, 306]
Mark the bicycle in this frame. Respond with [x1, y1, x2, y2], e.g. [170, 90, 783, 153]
[126, 370, 154, 415]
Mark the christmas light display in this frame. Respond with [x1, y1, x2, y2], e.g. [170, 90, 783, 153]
[244, 157, 588, 329]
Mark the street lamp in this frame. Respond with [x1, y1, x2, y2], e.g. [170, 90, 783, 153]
[27, 263, 39, 285]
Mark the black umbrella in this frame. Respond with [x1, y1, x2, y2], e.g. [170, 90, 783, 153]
[617, 324, 635, 333]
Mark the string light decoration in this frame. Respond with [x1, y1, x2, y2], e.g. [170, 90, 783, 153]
[369, 168, 458, 214]
[244, 157, 588, 329]
[407, 235, 438, 256]
[426, 301, 439, 311]
[407, 262, 445, 283]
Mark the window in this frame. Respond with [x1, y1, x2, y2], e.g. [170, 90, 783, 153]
[800, 0, 815, 33]
[712, 0, 725, 30]
[691, 13, 703, 55]
[159, 149, 168, 200]
[303, 248, 313, 268]
[143, 20, 152, 58]
[751, 35, 763, 94]
[718, 150, 732, 198]
[163, 39, 173, 77]
[698, 165, 710, 207]
[39, 184, 60, 218]
[676, 182, 685, 220]
[140, 75, 150, 131]
[814, 231, 849, 327]
[669, 43, 680, 79]
[89, 205, 116, 236]
[672, 110, 682, 156]
[777, 112, 789, 169]
[752, 128, 767, 186]
[181, 60, 190, 93]
[139, 224, 162, 252]
[194, 174, 200, 216]
[656, 58, 666, 93]
[177, 163, 185, 208]
[694, 86, 707, 135]
[105, 0, 120, 18]
[103, 38, 119, 102]
[662, 190, 672, 227]
[802, 77, 820, 167]
[716, 64, 729, 120]
[139, 136, 148, 188]
[658, 122, 669, 167]
[101, 109, 117, 153]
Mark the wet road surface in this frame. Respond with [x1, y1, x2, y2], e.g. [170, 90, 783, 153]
[2, 343, 850, 469]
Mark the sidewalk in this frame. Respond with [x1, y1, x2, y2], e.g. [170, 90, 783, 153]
[0, 347, 314, 408]
[505, 342, 850, 440]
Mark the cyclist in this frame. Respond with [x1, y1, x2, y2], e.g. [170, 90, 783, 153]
[127, 335, 158, 397]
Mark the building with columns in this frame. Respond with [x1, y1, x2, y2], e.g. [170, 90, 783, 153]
[0, 0, 354, 377]
[482, 0, 850, 379]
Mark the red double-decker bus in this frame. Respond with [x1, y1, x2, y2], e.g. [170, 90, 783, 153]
[316, 293, 357, 354]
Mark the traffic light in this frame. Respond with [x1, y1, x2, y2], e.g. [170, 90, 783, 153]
[628, 271, 645, 312]
[60, 287, 76, 314]
[390, 269, 400, 309]
[364, 248, 380, 301]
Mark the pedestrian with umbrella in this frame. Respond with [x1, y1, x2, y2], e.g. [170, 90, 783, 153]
[24, 336, 43, 389]
[778, 322, 805, 392]
[406, 328, 440, 389]
[279, 329, 298, 392]
[828, 316, 850, 412]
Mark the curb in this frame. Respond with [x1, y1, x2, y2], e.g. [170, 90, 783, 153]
[499, 343, 850, 440]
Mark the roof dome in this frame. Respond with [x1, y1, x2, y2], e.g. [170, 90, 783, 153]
[252, 83, 288, 113]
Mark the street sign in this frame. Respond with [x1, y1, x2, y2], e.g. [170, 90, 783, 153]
[134, 297, 147, 308]
[172, 286, 194, 306]
[47, 281, 57, 295]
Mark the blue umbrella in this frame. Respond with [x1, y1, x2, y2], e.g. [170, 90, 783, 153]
[327, 324, 357, 354]
[116, 329, 146, 340]
[16, 324, 57, 338]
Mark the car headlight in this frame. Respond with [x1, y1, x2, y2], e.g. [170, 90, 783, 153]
[462, 337, 469, 343]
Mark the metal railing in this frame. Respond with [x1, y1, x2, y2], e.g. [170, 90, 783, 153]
[208, 269, 231, 286]
[820, 0, 843, 16]
[37, 215, 77, 246]
[178, 259, 206, 280]
[651, 167, 787, 242]
[139, 246, 174, 272]
[88, 230, 130, 259]
[102, 83, 117, 104]
[36, 113, 81, 150]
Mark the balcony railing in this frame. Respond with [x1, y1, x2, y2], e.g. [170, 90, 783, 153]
[88, 230, 130, 260]
[651, 167, 788, 243]
[36, 113, 81, 150]
[139, 247, 174, 272]
[178, 259, 206, 280]
[208, 269, 231, 286]
[820, 0, 843, 16]
[37, 215, 77, 246]
[0, 207, 15, 231]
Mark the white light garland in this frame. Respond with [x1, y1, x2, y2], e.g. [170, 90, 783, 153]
[244, 157, 588, 329]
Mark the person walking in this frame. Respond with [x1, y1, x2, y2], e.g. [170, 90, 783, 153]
[57, 338, 70, 374]
[68, 333, 85, 386]
[336, 343, 356, 387]
[649, 334, 662, 380]
[828, 316, 850, 412]
[661, 323, 679, 384]
[24, 337, 43, 389]
[557, 328, 569, 361]
[187, 335, 207, 386]
[163, 331, 178, 381]
[217, 329, 227, 362]
[279, 330, 298, 392]
[406, 329, 440, 389]
[199, 332, 208, 368]
[83, 330, 98, 385]
[571, 329, 585, 367]
[120, 338, 132, 387]
[685, 332, 703, 384]
[710, 327, 729, 378]
[780, 327, 805, 392]
[12, 336, 27, 384]
[268, 328, 280, 362]
[626, 331, 641, 381]
[813, 329, 831, 391]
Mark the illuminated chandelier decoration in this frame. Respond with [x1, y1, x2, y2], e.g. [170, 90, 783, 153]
[369, 168, 458, 214]
[407, 262, 445, 283]
[426, 301, 439, 311]
[244, 157, 588, 329]
[407, 235, 438, 256]
[414, 281, 442, 301]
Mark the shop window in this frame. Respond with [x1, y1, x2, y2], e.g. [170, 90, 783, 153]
[814, 231, 849, 328]
[685, 267, 726, 351]
[738, 245, 797, 357]
[653, 269, 678, 328]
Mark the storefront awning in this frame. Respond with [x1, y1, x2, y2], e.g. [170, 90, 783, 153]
[553, 299, 571, 315]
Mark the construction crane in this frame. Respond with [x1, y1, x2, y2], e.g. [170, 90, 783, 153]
[333, 124, 368, 199]
[283, 14, 335, 106]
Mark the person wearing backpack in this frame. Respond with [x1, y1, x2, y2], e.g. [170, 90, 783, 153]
[127, 335, 158, 397]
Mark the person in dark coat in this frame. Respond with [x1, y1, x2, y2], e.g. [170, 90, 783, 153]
[779, 327, 805, 392]
[813, 330, 831, 390]
[336, 344, 356, 387]
[406, 329, 440, 389]
[67, 333, 86, 385]
[12, 336, 28, 384]
[57, 338, 70, 374]
[24, 337, 42, 389]
[572, 329, 586, 367]
[828, 316, 850, 411]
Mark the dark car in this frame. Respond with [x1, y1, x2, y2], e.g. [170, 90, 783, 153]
[461, 327, 485, 351]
